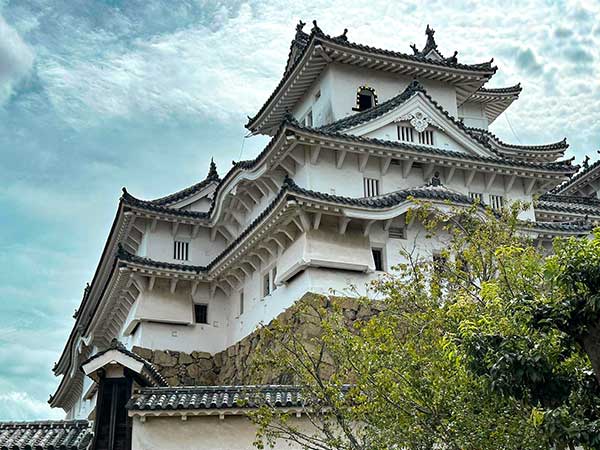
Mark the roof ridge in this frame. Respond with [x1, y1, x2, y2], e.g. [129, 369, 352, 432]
[150, 159, 221, 206]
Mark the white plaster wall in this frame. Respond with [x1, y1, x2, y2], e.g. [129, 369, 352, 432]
[142, 220, 226, 266]
[458, 101, 489, 129]
[324, 63, 458, 123]
[132, 415, 312, 450]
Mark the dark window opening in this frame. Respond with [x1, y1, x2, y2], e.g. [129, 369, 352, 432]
[353, 86, 377, 112]
[358, 92, 373, 111]
[372, 248, 384, 271]
[194, 304, 208, 324]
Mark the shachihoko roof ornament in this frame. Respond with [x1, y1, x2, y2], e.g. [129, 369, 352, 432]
[410, 24, 458, 64]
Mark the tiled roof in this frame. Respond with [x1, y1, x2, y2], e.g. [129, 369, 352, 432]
[121, 189, 209, 220]
[0, 420, 92, 450]
[117, 244, 207, 273]
[287, 178, 476, 208]
[305, 122, 576, 172]
[116, 179, 483, 275]
[476, 84, 522, 96]
[528, 219, 593, 233]
[315, 82, 573, 171]
[467, 127, 568, 153]
[150, 159, 220, 206]
[551, 156, 600, 194]
[247, 21, 496, 131]
[127, 385, 306, 411]
[536, 193, 600, 216]
[81, 339, 168, 387]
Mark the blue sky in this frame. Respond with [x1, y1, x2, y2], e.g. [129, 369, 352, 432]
[0, 0, 598, 420]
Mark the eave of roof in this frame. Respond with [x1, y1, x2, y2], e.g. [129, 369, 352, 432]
[293, 122, 577, 174]
[466, 84, 522, 124]
[246, 22, 497, 134]
[467, 127, 568, 162]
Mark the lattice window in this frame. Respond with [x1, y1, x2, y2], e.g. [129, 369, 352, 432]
[418, 130, 434, 145]
[363, 177, 380, 197]
[173, 240, 189, 261]
[489, 194, 504, 211]
[398, 125, 414, 142]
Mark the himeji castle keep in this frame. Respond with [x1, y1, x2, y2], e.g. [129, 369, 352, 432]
[2, 21, 600, 450]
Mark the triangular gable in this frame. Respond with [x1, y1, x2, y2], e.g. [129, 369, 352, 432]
[335, 87, 497, 158]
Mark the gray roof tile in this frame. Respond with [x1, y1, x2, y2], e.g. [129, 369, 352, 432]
[127, 385, 307, 411]
[0, 420, 92, 450]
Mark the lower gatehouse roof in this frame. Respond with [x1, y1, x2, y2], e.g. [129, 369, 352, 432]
[0, 420, 92, 450]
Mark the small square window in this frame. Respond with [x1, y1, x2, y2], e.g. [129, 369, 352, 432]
[372, 248, 384, 271]
[194, 304, 208, 324]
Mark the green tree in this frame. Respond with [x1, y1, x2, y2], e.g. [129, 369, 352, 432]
[250, 202, 600, 449]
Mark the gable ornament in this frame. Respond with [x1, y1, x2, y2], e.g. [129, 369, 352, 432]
[397, 111, 431, 133]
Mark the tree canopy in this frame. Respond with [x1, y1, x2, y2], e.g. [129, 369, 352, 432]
[250, 202, 600, 450]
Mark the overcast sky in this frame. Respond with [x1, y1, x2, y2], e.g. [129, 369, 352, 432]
[0, 0, 599, 421]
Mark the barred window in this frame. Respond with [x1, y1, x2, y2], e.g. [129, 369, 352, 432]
[489, 194, 504, 211]
[173, 240, 189, 261]
[398, 125, 414, 142]
[418, 130, 434, 145]
[469, 192, 483, 203]
[363, 177, 380, 197]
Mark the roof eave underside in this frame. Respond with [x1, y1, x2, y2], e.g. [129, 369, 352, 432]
[247, 36, 496, 135]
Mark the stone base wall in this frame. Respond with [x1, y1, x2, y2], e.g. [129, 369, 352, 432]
[132, 293, 380, 386]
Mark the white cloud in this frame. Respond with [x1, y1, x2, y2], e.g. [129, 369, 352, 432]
[0, 15, 34, 104]
[0, 392, 63, 421]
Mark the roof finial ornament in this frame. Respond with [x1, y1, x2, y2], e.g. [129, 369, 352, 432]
[207, 157, 219, 180]
[296, 20, 306, 32]
[423, 24, 437, 52]
[583, 155, 590, 169]
[336, 28, 348, 41]
[311, 20, 323, 35]
[410, 43, 419, 55]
